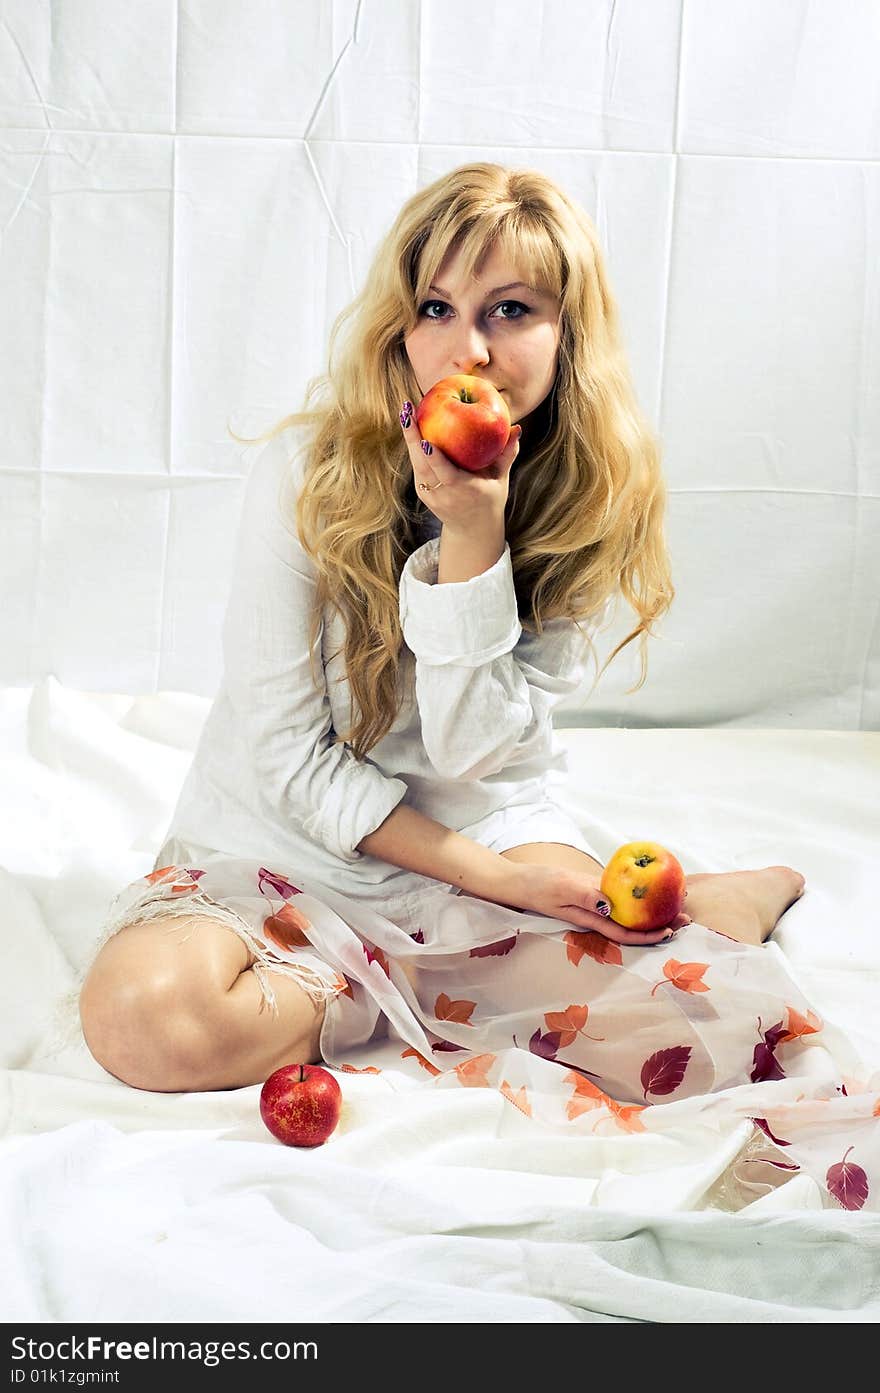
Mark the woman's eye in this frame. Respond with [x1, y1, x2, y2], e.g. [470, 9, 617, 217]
[418, 300, 529, 321]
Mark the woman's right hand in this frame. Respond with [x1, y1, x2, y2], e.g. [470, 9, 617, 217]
[508, 863, 691, 946]
[400, 401, 522, 531]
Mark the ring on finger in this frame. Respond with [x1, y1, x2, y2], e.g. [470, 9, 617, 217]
[418, 480, 444, 491]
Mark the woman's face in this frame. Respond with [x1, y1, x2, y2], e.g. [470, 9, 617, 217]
[403, 240, 562, 439]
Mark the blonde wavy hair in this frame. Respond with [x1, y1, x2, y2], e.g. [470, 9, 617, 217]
[231, 162, 674, 761]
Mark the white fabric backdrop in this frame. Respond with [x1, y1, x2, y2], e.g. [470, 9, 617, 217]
[1, 0, 878, 728]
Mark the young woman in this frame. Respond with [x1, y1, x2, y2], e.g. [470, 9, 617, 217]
[78, 165, 876, 1205]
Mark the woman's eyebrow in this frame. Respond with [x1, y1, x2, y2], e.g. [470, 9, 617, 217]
[427, 280, 541, 299]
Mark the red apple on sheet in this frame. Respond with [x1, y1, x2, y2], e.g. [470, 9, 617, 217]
[260, 1063, 342, 1147]
[600, 841, 687, 932]
[414, 373, 511, 472]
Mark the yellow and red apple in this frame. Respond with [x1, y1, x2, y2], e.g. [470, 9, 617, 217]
[600, 841, 686, 932]
[414, 373, 511, 472]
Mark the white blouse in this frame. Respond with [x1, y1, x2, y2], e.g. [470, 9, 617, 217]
[156, 425, 602, 933]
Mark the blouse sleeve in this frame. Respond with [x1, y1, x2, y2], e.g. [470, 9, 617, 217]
[222, 431, 408, 862]
[398, 538, 592, 781]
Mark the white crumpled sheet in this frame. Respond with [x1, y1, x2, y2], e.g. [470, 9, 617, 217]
[1, 677, 879, 1322]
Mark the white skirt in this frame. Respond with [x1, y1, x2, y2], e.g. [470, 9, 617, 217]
[85, 851, 880, 1215]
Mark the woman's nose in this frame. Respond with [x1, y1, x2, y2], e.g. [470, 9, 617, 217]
[451, 323, 490, 374]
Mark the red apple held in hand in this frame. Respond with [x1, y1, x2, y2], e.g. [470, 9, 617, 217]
[414, 373, 511, 472]
[600, 841, 687, 932]
[259, 1063, 342, 1147]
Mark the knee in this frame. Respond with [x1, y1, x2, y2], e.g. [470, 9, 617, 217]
[79, 960, 218, 1093]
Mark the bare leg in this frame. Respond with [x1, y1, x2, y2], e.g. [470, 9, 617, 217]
[80, 915, 329, 1093]
[495, 844, 805, 947]
[210, 958, 328, 1089]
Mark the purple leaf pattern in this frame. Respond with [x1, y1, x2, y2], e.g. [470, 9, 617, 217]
[751, 1117, 791, 1147]
[257, 867, 302, 899]
[750, 1017, 788, 1083]
[555, 1059, 603, 1081]
[641, 1046, 692, 1099]
[743, 1158, 801, 1172]
[826, 1147, 869, 1211]
[750, 1043, 785, 1083]
[528, 1028, 562, 1061]
[363, 943, 391, 977]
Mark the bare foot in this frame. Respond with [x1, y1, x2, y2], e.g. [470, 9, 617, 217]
[683, 866, 806, 946]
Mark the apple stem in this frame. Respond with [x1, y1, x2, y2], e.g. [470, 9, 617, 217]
[299, 1064, 305, 1083]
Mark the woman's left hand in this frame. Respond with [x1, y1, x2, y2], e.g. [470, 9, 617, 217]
[400, 400, 522, 533]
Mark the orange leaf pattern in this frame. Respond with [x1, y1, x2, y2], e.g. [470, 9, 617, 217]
[434, 992, 477, 1025]
[453, 1053, 497, 1087]
[144, 865, 201, 896]
[564, 1072, 647, 1133]
[262, 902, 312, 954]
[470, 936, 518, 959]
[499, 1080, 532, 1117]
[544, 1003, 605, 1044]
[564, 930, 623, 967]
[779, 1006, 823, 1043]
[145, 865, 175, 884]
[650, 958, 711, 997]
[400, 1047, 442, 1077]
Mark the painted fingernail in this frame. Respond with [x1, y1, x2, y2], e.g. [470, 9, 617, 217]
[400, 408, 412, 429]
[596, 900, 610, 916]
[421, 440, 433, 455]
